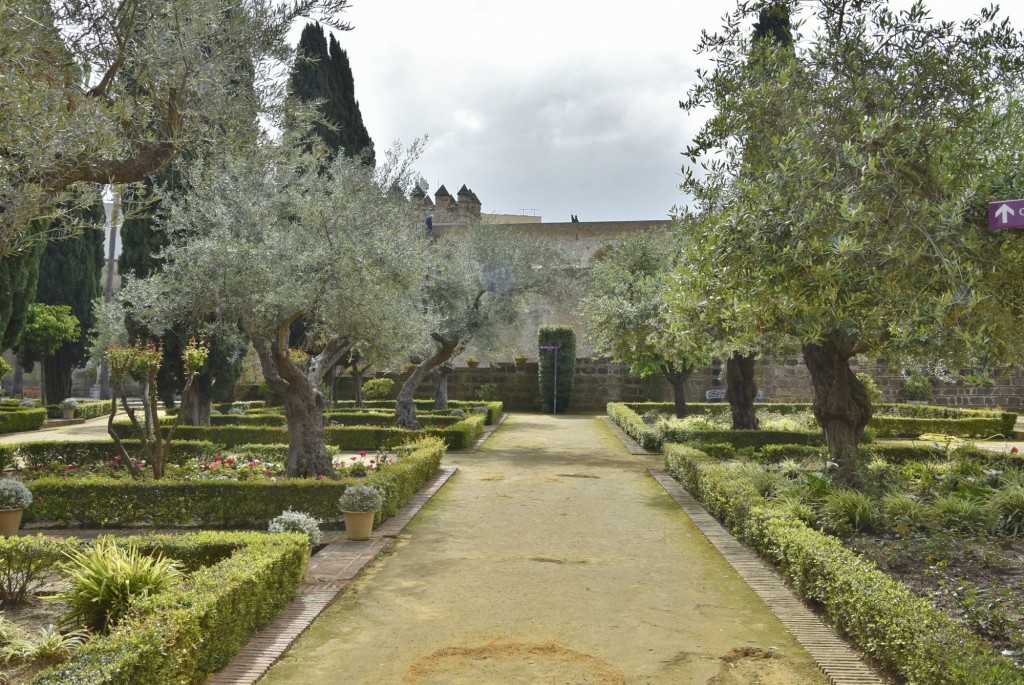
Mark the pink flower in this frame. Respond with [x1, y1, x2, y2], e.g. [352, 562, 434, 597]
[316, 474, 325, 481]
[350, 456, 357, 461]
[248, 460, 256, 468]
[359, 451, 367, 458]
[114, 455, 121, 461]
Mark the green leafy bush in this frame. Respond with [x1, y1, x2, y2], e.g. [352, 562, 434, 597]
[58, 538, 182, 632]
[0, 439, 219, 471]
[0, 535, 73, 607]
[928, 494, 990, 533]
[0, 407, 47, 433]
[607, 403, 661, 450]
[902, 374, 933, 401]
[987, 485, 1024, 536]
[670, 429, 825, 450]
[880, 492, 928, 529]
[361, 378, 394, 400]
[32, 531, 307, 685]
[475, 382, 500, 401]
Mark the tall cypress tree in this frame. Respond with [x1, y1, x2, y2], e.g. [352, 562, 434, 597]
[0, 243, 44, 352]
[289, 23, 374, 165]
[25, 206, 106, 402]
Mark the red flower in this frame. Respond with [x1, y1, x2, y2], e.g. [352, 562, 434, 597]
[438, 424, 446, 429]
[1013, 446, 1020, 454]
[359, 450, 367, 458]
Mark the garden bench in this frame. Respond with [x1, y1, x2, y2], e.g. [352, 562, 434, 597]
[704, 388, 766, 401]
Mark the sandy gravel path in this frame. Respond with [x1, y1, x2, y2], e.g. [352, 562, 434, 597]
[259, 413, 826, 685]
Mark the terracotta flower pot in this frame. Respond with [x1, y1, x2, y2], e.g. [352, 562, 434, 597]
[343, 511, 376, 541]
[0, 509, 24, 536]
[466, 360, 479, 368]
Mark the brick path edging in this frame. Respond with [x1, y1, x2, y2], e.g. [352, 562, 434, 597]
[207, 465, 459, 684]
[649, 469, 883, 685]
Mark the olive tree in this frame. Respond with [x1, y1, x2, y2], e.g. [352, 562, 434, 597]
[396, 223, 569, 429]
[122, 140, 428, 477]
[581, 233, 707, 418]
[0, 0, 350, 257]
[676, 0, 1024, 483]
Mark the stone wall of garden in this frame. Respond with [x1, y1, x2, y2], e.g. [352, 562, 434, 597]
[332, 357, 1024, 413]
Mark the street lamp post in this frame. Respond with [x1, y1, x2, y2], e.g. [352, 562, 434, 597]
[539, 344, 559, 414]
[97, 186, 121, 400]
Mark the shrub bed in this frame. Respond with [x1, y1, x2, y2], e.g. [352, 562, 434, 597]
[664, 444, 1023, 684]
[664, 428, 825, 449]
[0, 406, 47, 434]
[607, 402, 661, 450]
[24, 437, 446, 528]
[31, 530, 307, 685]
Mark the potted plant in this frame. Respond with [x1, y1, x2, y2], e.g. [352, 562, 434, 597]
[60, 397, 78, 419]
[465, 357, 480, 368]
[338, 485, 383, 541]
[0, 478, 32, 535]
[902, 374, 932, 404]
[513, 351, 528, 365]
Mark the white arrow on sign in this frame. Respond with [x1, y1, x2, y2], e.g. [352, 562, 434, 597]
[995, 204, 1016, 224]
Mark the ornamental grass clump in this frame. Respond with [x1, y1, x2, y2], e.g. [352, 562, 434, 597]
[57, 538, 182, 633]
[820, 488, 881, 535]
[0, 479, 32, 510]
[338, 484, 383, 513]
[988, 485, 1024, 536]
[268, 509, 322, 545]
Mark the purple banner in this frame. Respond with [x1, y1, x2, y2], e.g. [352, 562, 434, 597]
[989, 199, 1024, 230]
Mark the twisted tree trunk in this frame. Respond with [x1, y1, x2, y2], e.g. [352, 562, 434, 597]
[802, 337, 871, 486]
[726, 352, 759, 429]
[434, 364, 452, 411]
[661, 361, 695, 419]
[396, 335, 459, 429]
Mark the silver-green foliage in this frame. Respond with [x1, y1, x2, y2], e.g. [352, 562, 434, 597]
[0, 479, 32, 510]
[268, 509, 322, 546]
[338, 485, 383, 513]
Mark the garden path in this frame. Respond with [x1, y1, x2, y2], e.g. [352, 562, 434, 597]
[258, 413, 827, 685]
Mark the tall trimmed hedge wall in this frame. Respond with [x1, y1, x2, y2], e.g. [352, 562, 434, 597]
[538, 325, 576, 414]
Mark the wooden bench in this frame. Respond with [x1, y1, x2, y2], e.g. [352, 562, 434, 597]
[704, 388, 765, 401]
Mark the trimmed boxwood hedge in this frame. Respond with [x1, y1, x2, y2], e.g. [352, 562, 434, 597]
[0, 407, 47, 434]
[610, 401, 1018, 445]
[31, 530, 307, 685]
[664, 444, 1024, 685]
[24, 437, 447, 528]
[44, 400, 111, 420]
[607, 402, 661, 450]
[664, 428, 825, 449]
[330, 400, 503, 425]
[0, 440, 219, 471]
[117, 413, 487, 450]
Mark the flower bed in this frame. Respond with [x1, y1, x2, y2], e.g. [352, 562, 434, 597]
[664, 442, 1024, 684]
[23, 437, 446, 528]
[28, 530, 307, 685]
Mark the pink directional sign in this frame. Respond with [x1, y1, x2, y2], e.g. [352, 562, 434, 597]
[989, 199, 1024, 230]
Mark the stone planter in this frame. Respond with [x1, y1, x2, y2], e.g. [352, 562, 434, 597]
[62, 407, 76, 419]
[343, 511, 376, 541]
[466, 360, 480, 368]
[0, 509, 24, 536]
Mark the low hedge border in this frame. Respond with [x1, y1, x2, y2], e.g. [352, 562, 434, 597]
[664, 443, 1023, 685]
[870, 415, 1016, 439]
[664, 428, 825, 449]
[44, 400, 111, 420]
[607, 402, 661, 450]
[115, 413, 486, 450]
[0, 407, 47, 434]
[24, 437, 447, 528]
[0, 440, 219, 472]
[330, 400, 503, 425]
[32, 530, 307, 685]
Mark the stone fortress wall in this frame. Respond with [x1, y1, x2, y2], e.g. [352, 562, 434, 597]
[388, 184, 1024, 412]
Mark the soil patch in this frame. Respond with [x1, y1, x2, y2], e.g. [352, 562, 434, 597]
[402, 639, 626, 685]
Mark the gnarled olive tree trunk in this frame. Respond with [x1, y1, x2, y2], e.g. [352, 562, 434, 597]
[726, 352, 759, 429]
[802, 338, 871, 486]
[661, 361, 695, 419]
[396, 335, 459, 429]
[254, 335, 348, 478]
[180, 379, 212, 426]
[433, 364, 452, 411]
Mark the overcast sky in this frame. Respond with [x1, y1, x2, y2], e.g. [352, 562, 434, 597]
[314, 0, 1021, 223]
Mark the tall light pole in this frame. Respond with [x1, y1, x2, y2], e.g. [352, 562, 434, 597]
[97, 186, 121, 400]
[540, 344, 559, 414]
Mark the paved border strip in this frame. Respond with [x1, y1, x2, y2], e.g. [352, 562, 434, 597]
[650, 468, 883, 685]
[598, 415, 660, 456]
[207, 465, 458, 684]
